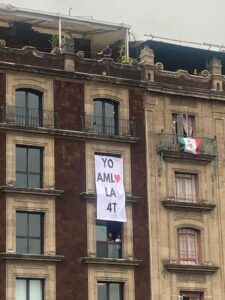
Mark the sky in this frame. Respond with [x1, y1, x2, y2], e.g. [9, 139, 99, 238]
[4, 0, 225, 48]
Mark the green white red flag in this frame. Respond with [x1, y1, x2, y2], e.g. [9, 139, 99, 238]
[178, 137, 201, 154]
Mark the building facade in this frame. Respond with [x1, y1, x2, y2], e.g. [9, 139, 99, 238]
[0, 4, 150, 300]
[1, 4, 225, 300]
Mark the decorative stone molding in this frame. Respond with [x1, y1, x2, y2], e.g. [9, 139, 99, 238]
[0, 39, 6, 47]
[139, 45, 154, 66]
[177, 273, 205, 283]
[81, 257, 141, 266]
[174, 210, 202, 222]
[162, 199, 216, 212]
[164, 261, 219, 274]
[80, 192, 140, 204]
[0, 253, 64, 262]
[0, 186, 63, 197]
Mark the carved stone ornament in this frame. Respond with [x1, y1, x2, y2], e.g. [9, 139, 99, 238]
[139, 45, 154, 65]
[0, 39, 6, 47]
[155, 62, 164, 71]
[76, 51, 85, 59]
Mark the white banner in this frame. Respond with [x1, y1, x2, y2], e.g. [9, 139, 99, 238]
[95, 155, 126, 222]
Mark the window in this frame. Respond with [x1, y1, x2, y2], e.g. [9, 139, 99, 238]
[15, 89, 42, 127]
[175, 172, 197, 202]
[93, 99, 118, 135]
[172, 114, 195, 137]
[178, 228, 200, 264]
[16, 278, 44, 300]
[16, 146, 43, 188]
[96, 221, 122, 258]
[16, 212, 43, 254]
[180, 291, 203, 300]
[97, 282, 123, 300]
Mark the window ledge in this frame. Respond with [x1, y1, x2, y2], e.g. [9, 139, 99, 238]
[162, 199, 216, 211]
[80, 192, 140, 204]
[0, 253, 64, 262]
[163, 261, 219, 274]
[158, 150, 215, 164]
[81, 257, 142, 267]
[0, 186, 63, 197]
[0, 123, 139, 144]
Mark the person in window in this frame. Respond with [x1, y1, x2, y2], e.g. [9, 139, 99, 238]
[115, 234, 121, 243]
[107, 232, 114, 243]
[97, 45, 112, 59]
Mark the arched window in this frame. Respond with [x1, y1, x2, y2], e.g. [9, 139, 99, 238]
[178, 228, 200, 264]
[15, 89, 42, 127]
[93, 99, 118, 135]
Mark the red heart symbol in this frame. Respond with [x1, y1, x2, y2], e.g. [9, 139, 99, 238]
[114, 174, 121, 183]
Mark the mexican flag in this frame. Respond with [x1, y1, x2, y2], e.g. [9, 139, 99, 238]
[178, 137, 201, 154]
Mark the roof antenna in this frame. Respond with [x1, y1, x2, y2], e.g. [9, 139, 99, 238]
[69, 7, 72, 16]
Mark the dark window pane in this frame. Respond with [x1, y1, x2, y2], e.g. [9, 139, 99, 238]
[16, 213, 28, 236]
[16, 147, 27, 172]
[29, 239, 41, 254]
[28, 174, 41, 188]
[16, 279, 27, 300]
[16, 238, 28, 254]
[109, 283, 121, 300]
[29, 280, 43, 300]
[29, 214, 41, 237]
[16, 173, 27, 188]
[94, 100, 103, 117]
[15, 91, 26, 108]
[28, 93, 40, 110]
[105, 101, 116, 118]
[98, 283, 107, 300]
[28, 148, 41, 172]
[96, 241, 108, 258]
[96, 225, 107, 241]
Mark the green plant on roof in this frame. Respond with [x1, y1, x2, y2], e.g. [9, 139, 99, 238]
[49, 35, 59, 49]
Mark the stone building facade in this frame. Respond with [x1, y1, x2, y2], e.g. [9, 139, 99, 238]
[1, 4, 225, 300]
[0, 5, 150, 300]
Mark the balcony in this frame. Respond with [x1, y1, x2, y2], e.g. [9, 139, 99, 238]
[3, 105, 57, 129]
[157, 133, 216, 163]
[81, 114, 136, 137]
[164, 260, 219, 275]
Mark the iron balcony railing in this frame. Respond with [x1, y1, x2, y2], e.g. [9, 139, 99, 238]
[3, 105, 57, 128]
[81, 114, 136, 137]
[96, 241, 122, 259]
[157, 133, 216, 157]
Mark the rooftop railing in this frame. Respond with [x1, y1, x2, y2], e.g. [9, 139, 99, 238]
[81, 114, 136, 137]
[157, 133, 216, 157]
[3, 104, 57, 129]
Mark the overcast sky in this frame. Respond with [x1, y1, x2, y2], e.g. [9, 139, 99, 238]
[6, 0, 225, 47]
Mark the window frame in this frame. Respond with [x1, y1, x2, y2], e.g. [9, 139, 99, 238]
[93, 98, 119, 135]
[15, 88, 43, 127]
[180, 291, 204, 300]
[96, 220, 122, 259]
[172, 113, 195, 137]
[178, 228, 200, 264]
[175, 172, 198, 202]
[16, 145, 43, 189]
[97, 281, 124, 300]
[16, 278, 44, 300]
[16, 211, 44, 255]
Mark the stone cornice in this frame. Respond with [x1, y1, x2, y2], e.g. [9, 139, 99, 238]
[0, 123, 138, 144]
[80, 192, 140, 204]
[147, 81, 225, 101]
[162, 199, 216, 211]
[0, 253, 64, 262]
[164, 261, 219, 274]
[81, 256, 142, 267]
[0, 186, 63, 197]
[0, 61, 147, 88]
